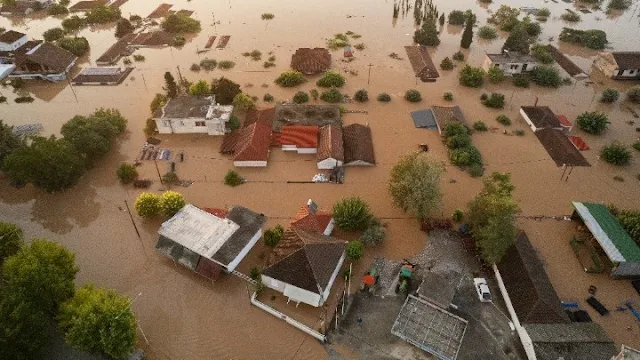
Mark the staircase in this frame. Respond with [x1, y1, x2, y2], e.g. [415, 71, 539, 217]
[231, 270, 257, 285]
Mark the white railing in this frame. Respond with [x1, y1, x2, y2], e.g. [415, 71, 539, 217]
[251, 293, 327, 342]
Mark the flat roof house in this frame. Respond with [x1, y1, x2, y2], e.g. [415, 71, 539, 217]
[594, 52, 640, 80]
[261, 227, 346, 307]
[343, 124, 375, 166]
[0, 30, 28, 52]
[156, 204, 266, 280]
[317, 124, 344, 169]
[291, 199, 335, 236]
[9, 42, 77, 82]
[483, 51, 539, 75]
[153, 96, 233, 135]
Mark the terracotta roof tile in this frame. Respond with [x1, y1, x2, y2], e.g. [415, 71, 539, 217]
[244, 107, 276, 128]
[343, 124, 375, 165]
[291, 204, 332, 234]
[290, 48, 331, 75]
[233, 122, 272, 162]
[317, 124, 344, 162]
[279, 125, 318, 148]
[557, 115, 572, 127]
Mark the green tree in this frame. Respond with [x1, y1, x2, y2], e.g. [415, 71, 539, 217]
[0, 120, 24, 170]
[346, 240, 364, 260]
[332, 197, 373, 231]
[460, 16, 474, 49]
[414, 18, 440, 46]
[211, 77, 241, 105]
[224, 170, 243, 186]
[490, 5, 520, 31]
[274, 70, 306, 87]
[164, 72, 178, 98]
[233, 93, 255, 111]
[316, 71, 346, 88]
[617, 210, 640, 246]
[0, 290, 49, 360]
[293, 91, 310, 104]
[353, 89, 368, 102]
[459, 65, 485, 87]
[116, 163, 137, 184]
[2, 239, 78, 314]
[502, 25, 530, 54]
[388, 152, 444, 220]
[404, 89, 422, 102]
[227, 115, 240, 131]
[361, 223, 386, 246]
[58, 284, 136, 359]
[135, 192, 162, 218]
[531, 44, 554, 64]
[600, 142, 631, 166]
[478, 26, 498, 40]
[162, 14, 201, 33]
[600, 88, 620, 103]
[467, 172, 519, 263]
[161, 190, 186, 217]
[264, 224, 284, 247]
[488, 66, 505, 83]
[0, 221, 23, 263]
[188, 80, 210, 96]
[482, 93, 505, 109]
[628, 86, 640, 104]
[320, 88, 343, 103]
[531, 65, 561, 88]
[86, 5, 121, 24]
[115, 18, 134, 38]
[57, 37, 90, 57]
[440, 57, 454, 70]
[576, 111, 609, 135]
[47, 3, 68, 15]
[521, 17, 541, 37]
[62, 15, 87, 33]
[43, 27, 65, 42]
[3, 136, 85, 192]
[150, 93, 167, 114]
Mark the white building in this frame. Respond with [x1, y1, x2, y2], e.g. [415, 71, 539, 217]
[483, 51, 539, 75]
[261, 228, 346, 307]
[0, 30, 28, 52]
[154, 96, 234, 135]
[156, 204, 266, 280]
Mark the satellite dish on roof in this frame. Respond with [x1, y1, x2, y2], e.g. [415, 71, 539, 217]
[307, 199, 318, 214]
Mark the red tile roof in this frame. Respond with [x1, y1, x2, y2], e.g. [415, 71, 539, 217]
[568, 135, 590, 151]
[291, 204, 332, 234]
[317, 124, 344, 162]
[279, 125, 319, 148]
[290, 48, 331, 75]
[557, 115, 572, 127]
[203, 208, 228, 218]
[244, 107, 276, 128]
[233, 122, 272, 162]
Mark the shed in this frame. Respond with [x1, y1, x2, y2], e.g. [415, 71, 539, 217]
[410, 109, 438, 130]
[432, 106, 468, 135]
[524, 323, 617, 360]
[404, 46, 439, 80]
[71, 67, 133, 85]
[571, 202, 640, 278]
[317, 124, 344, 169]
[497, 232, 570, 324]
[343, 124, 375, 166]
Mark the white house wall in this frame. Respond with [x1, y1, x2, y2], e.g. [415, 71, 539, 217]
[226, 229, 262, 273]
[519, 108, 538, 132]
[0, 35, 28, 52]
[261, 274, 323, 307]
[282, 145, 317, 154]
[233, 160, 267, 167]
[321, 251, 346, 303]
[344, 160, 374, 167]
[323, 218, 335, 236]
[317, 158, 343, 170]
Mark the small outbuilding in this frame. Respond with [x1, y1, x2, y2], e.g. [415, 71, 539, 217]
[432, 106, 468, 135]
[534, 128, 590, 167]
[594, 52, 640, 80]
[291, 199, 335, 236]
[71, 67, 133, 85]
[0, 30, 27, 52]
[343, 124, 375, 166]
[483, 51, 539, 75]
[153, 96, 233, 135]
[316, 124, 344, 169]
[290, 48, 331, 75]
[156, 204, 266, 280]
[571, 202, 640, 278]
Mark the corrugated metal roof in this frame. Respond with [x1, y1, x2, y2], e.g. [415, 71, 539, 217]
[279, 125, 319, 148]
[572, 202, 640, 262]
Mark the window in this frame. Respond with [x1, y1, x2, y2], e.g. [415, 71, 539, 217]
[195, 121, 206, 127]
[522, 63, 528, 71]
[163, 120, 171, 127]
[494, 64, 500, 68]
[510, 64, 519, 70]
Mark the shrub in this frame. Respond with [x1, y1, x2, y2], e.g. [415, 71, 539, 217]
[473, 121, 488, 131]
[449, 145, 482, 166]
[608, 0, 631, 9]
[354, 43, 366, 50]
[452, 209, 464, 222]
[320, 88, 343, 103]
[559, 28, 607, 49]
[452, 51, 465, 61]
[129, 14, 141, 22]
[161, 171, 179, 185]
[248, 49, 262, 61]
[144, 118, 156, 136]
[47, 3, 68, 15]
[199, 58, 217, 70]
[263, 93, 274, 102]
[233, 93, 255, 111]
[57, 37, 90, 57]
[488, 66, 505, 83]
[116, 163, 137, 184]
[170, 36, 186, 47]
[292, 91, 309, 104]
[443, 122, 469, 138]
[468, 163, 484, 177]
[133, 54, 145, 62]
[443, 92, 453, 101]
[217, 60, 235, 69]
[440, 57, 454, 70]
[361, 224, 386, 246]
[227, 115, 240, 131]
[514, 129, 526, 136]
[190, 63, 201, 71]
[628, 86, 640, 104]
[135, 193, 161, 218]
[633, 141, 640, 151]
[224, 170, 243, 186]
[446, 134, 472, 149]
[577, 111, 609, 135]
[188, 80, 210, 96]
[354, 89, 369, 102]
[261, 13, 275, 20]
[448, 10, 466, 25]
[478, 26, 498, 40]
[264, 224, 284, 247]
[513, 75, 530, 88]
[601, 142, 632, 165]
[43, 28, 65, 42]
[250, 267, 260, 280]
[346, 240, 364, 260]
[162, 14, 201, 33]
[274, 70, 306, 87]
[115, 18, 134, 38]
[482, 93, 505, 109]
[377, 93, 391, 102]
[405, 89, 422, 102]
[62, 15, 87, 32]
[161, 191, 186, 217]
[85, 5, 121, 24]
[310, 89, 319, 100]
[531, 66, 561, 88]
[521, 17, 542, 37]
[600, 88, 620, 103]
[333, 197, 373, 231]
[536, 8, 551, 17]
[459, 65, 484, 87]
[531, 44, 554, 64]
[316, 71, 345, 88]
[496, 115, 511, 125]
[560, 12, 581, 22]
[263, 61, 276, 68]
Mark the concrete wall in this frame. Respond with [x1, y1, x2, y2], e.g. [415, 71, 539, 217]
[226, 229, 262, 272]
[251, 293, 327, 342]
[155, 118, 226, 135]
[519, 108, 538, 132]
[323, 218, 335, 236]
[317, 158, 343, 169]
[261, 274, 323, 307]
[594, 53, 617, 78]
[321, 251, 345, 303]
[233, 160, 267, 167]
[344, 160, 374, 167]
[282, 145, 317, 154]
[0, 35, 28, 52]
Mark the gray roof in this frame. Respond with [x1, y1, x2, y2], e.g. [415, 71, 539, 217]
[525, 323, 617, 360]
[487, 52, 538, 64]
[411, 109, 438, 129]
[0, 30, 26, 44]
[521, 106, 562, 129]
[154, 96, 215, 119]
[211, 206, 266, 265]
[611, 52, 640, 70]
[417, 271, 461, 309]
[155, 235, 200, 270]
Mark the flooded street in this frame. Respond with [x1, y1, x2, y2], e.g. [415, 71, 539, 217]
[1, 0, 640, 358]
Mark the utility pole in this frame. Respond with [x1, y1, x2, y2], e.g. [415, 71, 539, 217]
[367, 63, 373, 85]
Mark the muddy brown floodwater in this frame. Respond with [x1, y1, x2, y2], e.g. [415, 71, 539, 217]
[1, 0, 640, 358]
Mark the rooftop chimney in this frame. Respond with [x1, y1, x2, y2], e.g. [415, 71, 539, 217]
[307, 199, 318, 215]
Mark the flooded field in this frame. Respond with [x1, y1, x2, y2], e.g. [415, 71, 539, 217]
[1, 0, 640, 358]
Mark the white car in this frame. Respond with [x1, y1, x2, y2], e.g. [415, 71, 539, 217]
[474, 278, 492, 303]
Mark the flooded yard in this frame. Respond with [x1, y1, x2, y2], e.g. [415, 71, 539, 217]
[1, 0, 640, 358]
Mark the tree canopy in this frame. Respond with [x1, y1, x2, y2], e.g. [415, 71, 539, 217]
[58, 284, 137, 359]
[115, 18, 134, 38]
[86, 5, 121, 24]
[188, 80, 210, 96]
[0, 120, 23, 170]
[460, 16, 474, 49]
[332, 197, 373, 231]
[467, 172, 519, 263]
[0, 221, 24, 264]
[502, 25, 530, 54]
[414, 18, 440, 46]
[0, 289, 49, 360]
[211, 77, 241, 105]
[162, 14, 201, 33]
[389, 152, 444, 220]
[57, 37, 90, 57]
